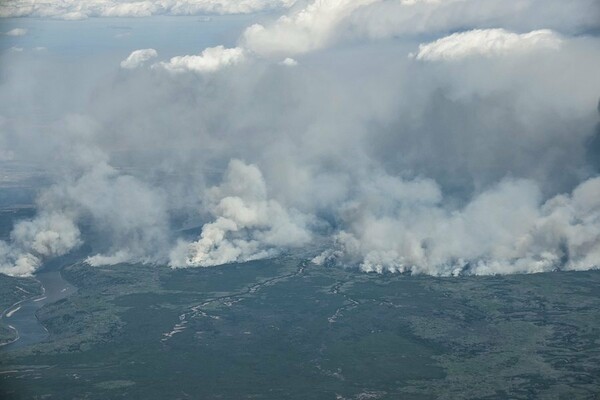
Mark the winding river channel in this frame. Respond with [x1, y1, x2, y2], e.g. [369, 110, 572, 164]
[0, 269, 76, 351]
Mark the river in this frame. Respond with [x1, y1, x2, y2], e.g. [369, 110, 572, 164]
[0, 269, 77, 351]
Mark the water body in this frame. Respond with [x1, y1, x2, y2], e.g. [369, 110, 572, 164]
[0, 269, 76, 351]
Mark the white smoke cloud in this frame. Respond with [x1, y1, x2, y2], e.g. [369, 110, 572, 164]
[120, 48, 158, 69]
[170, 159, 311, 267]
[314, 176, 600, 275]
[0, 0, 297, 19]
[154, 46, 245, 74]
[1, 0, 599, 278]
[5, 159, 171, 273]
[0, 115, 172, 275]
[412, 29, 562, 61]
[86, 250, 135, 266]
[0, 212, 81, 276]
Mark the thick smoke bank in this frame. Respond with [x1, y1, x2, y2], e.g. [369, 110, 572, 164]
[314, 177, 600, 275]
[170, 159, 311, 267]
[0, 116, 172, 276]
[1, 0, 600, 276]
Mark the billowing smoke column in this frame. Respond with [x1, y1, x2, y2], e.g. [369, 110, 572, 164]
[314, 177, 600, 275]
[170, 159, 311, 267]
[0, 116, 172, 276]
[0, 212, 81, 276]
[0, 0, 599, 276]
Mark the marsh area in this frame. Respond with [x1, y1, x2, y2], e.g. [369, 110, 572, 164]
[1, 256, 599, 399]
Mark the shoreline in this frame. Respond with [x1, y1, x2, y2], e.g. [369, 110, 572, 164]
[0, 275, 46, 347]
[0, 270, 69, 350]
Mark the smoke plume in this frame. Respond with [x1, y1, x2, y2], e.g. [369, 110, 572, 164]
[0, 0, 599, 276]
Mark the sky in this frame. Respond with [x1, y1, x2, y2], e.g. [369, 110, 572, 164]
[0, 0, 599, 277]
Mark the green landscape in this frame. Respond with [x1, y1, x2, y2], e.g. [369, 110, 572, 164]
[2, 257, 599, 399]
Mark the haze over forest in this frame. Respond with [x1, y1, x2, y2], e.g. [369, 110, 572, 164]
[1, 0, 600, 277]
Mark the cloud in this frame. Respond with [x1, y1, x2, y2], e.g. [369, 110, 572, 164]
[237, 0, 599, 58]
[154, 46, 245, 74]
[242, 0, 377, 56]
[4, 28, 27, 36]
[349, 0, 600, 39]
[71, 163, 171, 267]
[170, 159, 311, 267]
[0, 0, 297, 19]
[140, 0, 597, 73]
[412, 29, 563, 61]
[114, 31, 132, 39]
[120, 48, 158, 69]
[279, 57, 298, 66]
[0, 212, 81, 277]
